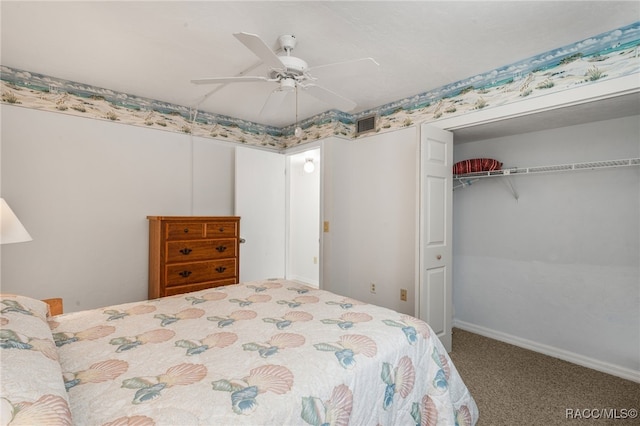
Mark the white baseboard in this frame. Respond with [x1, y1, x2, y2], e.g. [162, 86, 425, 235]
[453, 319, 640, 383]
[287, 275, 319, 288]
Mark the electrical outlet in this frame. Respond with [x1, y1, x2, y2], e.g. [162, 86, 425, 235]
[370, 283, 376, 294]
[400, 288, 407, 301]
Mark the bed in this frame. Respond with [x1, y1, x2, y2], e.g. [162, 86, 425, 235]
[1, 280, 478, 425]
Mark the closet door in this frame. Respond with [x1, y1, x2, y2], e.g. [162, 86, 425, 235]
[418, 124, 453, 351]
[235, 147, 286, 282]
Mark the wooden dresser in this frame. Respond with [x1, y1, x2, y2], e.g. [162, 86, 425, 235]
[147, 216, 240, 299]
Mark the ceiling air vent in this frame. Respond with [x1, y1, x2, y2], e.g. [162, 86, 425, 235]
[356, 115, 376, 135]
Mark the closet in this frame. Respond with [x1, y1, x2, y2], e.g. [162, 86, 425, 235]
[447, 95, 639, 379]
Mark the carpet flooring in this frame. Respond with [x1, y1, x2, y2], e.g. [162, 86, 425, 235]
[448, 328, 639, 425]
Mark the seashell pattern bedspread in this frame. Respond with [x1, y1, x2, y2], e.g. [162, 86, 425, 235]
[45, 280, 478, 425]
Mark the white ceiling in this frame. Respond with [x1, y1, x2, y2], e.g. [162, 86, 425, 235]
[2, 1, 639, 129]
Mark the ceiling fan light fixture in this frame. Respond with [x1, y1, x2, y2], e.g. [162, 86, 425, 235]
[280, 78, 296, 92]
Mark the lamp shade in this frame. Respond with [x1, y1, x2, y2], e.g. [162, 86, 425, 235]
[0, 198, 32, 244]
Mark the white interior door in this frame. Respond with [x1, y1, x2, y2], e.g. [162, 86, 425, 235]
[418, 124, 453, 351]
[235, 147, 286, 282]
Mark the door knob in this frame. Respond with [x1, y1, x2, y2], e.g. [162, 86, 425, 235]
[436, 254, 442, 260]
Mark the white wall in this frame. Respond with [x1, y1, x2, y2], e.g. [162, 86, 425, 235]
[452, 115, 639, 378]
[4, 100, 637, 379]
[322, 128, 418, 315]
[1, 106, 235, 311]
[1, 107, 420, 319]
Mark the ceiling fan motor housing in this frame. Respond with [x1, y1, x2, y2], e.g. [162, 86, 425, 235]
[269, 34, 308, 80]
[271, 55, 308, 79]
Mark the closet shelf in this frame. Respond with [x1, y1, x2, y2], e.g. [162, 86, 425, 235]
[453, 157, 640, 196]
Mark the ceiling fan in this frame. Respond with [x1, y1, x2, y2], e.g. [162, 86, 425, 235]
[191, 32, 379, 117]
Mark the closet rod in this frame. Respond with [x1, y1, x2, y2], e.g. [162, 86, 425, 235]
[454, 157, 639, 180]
[453, 157, 639, 193]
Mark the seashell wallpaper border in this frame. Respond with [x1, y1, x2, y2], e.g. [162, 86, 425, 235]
[1, 22, 639, 151]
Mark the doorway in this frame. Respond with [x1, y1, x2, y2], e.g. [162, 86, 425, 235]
[287, 148, 320, 287]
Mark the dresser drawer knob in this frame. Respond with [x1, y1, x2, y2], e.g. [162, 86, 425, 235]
[215, 245, 227, 253]
[218, 227, 224, 233]
[178, 270, 192, 278]
[179, 248, 193, 255]
[215, 266, 227, 273]
[183, 228, 189, 233]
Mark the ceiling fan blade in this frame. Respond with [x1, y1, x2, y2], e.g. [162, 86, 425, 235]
[234, 32, 284, 70]
[303, 84, 357, 112]
[308, 57, 379, 77]
[191, 59, 265, 108]
[191, 76, 270, 85]
[259, 88, 290, 118]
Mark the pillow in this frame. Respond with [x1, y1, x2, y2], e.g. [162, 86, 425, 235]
[453, 158, 502, 174]
[0, 293, 50, 319]
[0, 294, 72, 425]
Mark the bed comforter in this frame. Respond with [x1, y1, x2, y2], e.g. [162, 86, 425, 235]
[1, 280, 478, 425]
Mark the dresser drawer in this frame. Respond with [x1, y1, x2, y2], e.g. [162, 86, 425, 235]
[165, 259, 237, 286]
[165, 223, 205, 240]
[205, 221, 238, 238]
[165, 239, 237, 263]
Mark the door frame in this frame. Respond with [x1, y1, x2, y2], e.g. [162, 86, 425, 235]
[284, 140, 324, 289]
